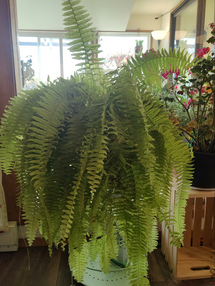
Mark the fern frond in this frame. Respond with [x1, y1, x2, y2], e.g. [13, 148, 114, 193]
[99, 213, 118, 273]
[62, 0, 103, 78]
[69, 240, 89, 281]
[67, 175, 91, 282]
[0, 89, 41, 174]
[127, 48, 197, 84]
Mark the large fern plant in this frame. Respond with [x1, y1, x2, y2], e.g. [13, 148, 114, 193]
[0, 1, 193, 285]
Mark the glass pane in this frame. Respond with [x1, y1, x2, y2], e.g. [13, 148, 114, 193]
[99, 35, 149, 71]
[63, 39, 80, 79]
[40, 38, 60, 84]
[175, 1, 198, 55]
[19, 37, 39, 90]
[205, 0, 215, 51]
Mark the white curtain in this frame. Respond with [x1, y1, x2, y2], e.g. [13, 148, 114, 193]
[0, 166, 9, 232]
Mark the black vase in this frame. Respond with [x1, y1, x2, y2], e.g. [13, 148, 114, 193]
[192, 152, 215, 189]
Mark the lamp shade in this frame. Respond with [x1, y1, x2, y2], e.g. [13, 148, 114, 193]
[151, 30, 167, 40]
[175, 30, 187, 40]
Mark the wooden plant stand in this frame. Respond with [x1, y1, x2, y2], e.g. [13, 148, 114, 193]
[161, 187, 215, 280]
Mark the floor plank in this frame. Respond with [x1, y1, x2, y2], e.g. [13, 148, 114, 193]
[0, 248, 28, 286]
[154, 248, 178, 286]
[150, 282, 167, 286]
[148, 251, 166, 283]
[19, 247, 62, 286]
[56, 246, 71, 286]
[1, 246, 215, 286]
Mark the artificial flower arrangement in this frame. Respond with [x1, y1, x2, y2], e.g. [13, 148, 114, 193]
[163, 23, 215, 153]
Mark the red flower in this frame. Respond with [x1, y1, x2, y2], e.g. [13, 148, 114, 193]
[201, 86, 206, 94]
[209, 22, 215, 29]
[161, 68, 180, 79]
[196, 47, 210, 58]
[188, 98, 197, 106]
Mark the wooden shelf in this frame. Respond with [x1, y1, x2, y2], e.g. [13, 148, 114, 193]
[177, 246, 215, 280]
[188, 189, 215, 198]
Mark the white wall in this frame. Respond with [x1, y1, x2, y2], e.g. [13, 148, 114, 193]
[126, 14, 161, 31]
[17, 0, 64, 30]
[126, 14, 161, 49]
[160, 13, 170, 50]
[17, 0, 135, 31]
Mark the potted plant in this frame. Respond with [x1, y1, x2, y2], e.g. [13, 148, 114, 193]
[127, 24, 215, 190]
[135, 39, 143, 54]
[0, 1, 193, 285]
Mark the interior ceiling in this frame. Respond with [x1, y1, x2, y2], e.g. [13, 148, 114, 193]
[17, 0, 183, 31]
[131, 0, 182, 15]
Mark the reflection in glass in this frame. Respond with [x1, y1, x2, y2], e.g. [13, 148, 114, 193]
[175, 1, 198, 55]
[205, 0, 215, 51]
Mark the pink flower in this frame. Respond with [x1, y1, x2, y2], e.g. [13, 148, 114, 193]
[190, 90, 195, 95]
[196, 47, 210, 58]
[162, 72, 169, 79]
[188, 98, 197, 106]
[175, 69, 180, 78]
[175, 86, 178, 89]
[201, 86, 206, 93]
[161, 68, 180, 79]
[209, 22, 215, 29]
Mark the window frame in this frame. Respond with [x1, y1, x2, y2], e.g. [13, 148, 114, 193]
[169, 0, 207, 53]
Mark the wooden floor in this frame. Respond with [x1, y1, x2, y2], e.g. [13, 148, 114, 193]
[0, 246, 215, 286]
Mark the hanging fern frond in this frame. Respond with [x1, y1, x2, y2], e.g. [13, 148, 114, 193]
[0, 89, 42, 174]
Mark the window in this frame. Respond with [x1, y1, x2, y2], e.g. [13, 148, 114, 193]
[99, 32, 151, 71]
[174, 1, 198, 54]
[18, 31, 151, 89]
[19, 32, 79, 90]
[170, 0, 215, 54]
[204, 0, 215, 52]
